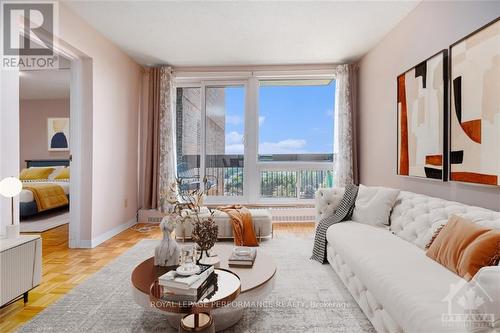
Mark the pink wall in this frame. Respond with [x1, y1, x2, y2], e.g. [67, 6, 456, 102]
[19, 99, 70, 168]
[57, 4, 142, 242]
[0, 70, 20, 235]
[358, 1, 500, 211]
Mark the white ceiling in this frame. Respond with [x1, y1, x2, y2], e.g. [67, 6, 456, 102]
[65, 1, 419, 67]
[19, 70, 70, 100]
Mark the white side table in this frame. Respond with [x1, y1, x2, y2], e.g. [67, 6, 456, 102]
[0, 235, 42, 307]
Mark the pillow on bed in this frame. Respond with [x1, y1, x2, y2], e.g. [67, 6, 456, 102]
[20, 167, 55, 180]
[54, 167, 70, 180]
[29, 166, 65, 181]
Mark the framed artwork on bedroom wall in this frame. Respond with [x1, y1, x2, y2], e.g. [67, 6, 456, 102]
[450, 17, 500, 186]
[397, 50, 448, 181]
[47, 117, 70, 151]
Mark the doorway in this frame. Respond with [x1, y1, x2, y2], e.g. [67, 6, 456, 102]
[11, 33, 94, 248]
[18, 58, 72, 235]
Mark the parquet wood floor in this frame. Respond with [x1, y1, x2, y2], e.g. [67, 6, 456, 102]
[0, 222, 313, 332]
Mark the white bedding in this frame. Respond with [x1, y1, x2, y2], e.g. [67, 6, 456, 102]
[20, 181, 70, 203]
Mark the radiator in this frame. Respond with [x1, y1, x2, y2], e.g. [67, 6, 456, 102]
[0, 236, 42, 306]
[269, 207, 316, 223]
[137, 209, 163, 224]
[139, 207, 316, 224]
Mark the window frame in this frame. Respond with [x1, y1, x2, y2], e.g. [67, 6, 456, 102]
[174, 80, 250, 205]
[203, 80, 248, 203]
[255, 74, 336, 204]
[173, 70, 336, 205]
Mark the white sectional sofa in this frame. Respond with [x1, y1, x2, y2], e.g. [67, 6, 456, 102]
[316, 188, 500, 333]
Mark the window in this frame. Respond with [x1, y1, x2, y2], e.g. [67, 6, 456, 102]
[258, 80, 335, 162]
[174, 74, 336, 203]
[176, 87, 202, 191]
[258, 80, 335, 199]
[205, 86, 245, 197]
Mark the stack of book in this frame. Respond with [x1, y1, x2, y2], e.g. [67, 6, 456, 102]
[228, 247, 257, 267]
[158, 265, 216, 302]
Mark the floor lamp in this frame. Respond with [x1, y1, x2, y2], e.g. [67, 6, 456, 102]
[0, 177, 22, 239]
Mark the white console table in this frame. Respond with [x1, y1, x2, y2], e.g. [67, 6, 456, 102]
[0, 235, 42, 307]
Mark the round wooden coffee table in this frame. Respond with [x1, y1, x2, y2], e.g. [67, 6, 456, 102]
[131, 243, 277, 331]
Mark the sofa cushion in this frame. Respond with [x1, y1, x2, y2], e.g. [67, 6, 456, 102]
[327, 222, 465, 333]
[426, 215, 491, 277]
[390, 191, 500, 249]
[352, 185, 400, 227]
[458, 229, 500, 280]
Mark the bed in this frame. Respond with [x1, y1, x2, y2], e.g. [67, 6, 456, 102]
[20, 160, 70, 218]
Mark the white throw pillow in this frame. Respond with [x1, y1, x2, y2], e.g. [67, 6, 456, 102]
[352, 185, 400, 227]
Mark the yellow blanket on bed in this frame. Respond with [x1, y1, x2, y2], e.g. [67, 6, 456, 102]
[23, 183, 69, 212]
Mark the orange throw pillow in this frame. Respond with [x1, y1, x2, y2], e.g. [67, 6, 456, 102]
[458, 230, 500, 281]
[426, 215, 490, 276]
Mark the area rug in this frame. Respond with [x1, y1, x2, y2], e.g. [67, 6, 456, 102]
[18, 234, 375, 333]
[20, 210, 69, 232]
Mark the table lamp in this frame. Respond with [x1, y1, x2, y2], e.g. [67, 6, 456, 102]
[0, 177, 23, 239]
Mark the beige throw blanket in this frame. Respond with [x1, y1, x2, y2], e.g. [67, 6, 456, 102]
[217, 205, 259, 247]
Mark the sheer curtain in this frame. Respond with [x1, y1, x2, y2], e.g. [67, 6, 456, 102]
[139, 66, 175, 212]
[157, 67, 176, 212]
[140, 68, 160, 209]
[334, 64, 359, 187]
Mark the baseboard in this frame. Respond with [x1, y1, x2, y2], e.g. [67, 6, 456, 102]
[79, 218, 137, 248]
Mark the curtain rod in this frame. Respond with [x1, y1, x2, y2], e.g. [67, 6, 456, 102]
[142, 66, 173, 74]
[172, 64, 341, 73]
[143, 63, 359, 76]
[173, 68, 342, 80]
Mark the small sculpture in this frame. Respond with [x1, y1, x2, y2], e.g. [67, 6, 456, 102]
[154, 216, 180, 267]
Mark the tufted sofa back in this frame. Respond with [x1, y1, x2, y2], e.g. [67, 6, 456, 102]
[390, 191, 500, 249]
[315, 187, 346, 224]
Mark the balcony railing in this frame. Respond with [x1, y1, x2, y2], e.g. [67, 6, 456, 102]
[177, 154, 334, 199]
[260, 169, 334, 199]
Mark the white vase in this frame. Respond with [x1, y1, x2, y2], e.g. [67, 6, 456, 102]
[6, 224, 20, 239]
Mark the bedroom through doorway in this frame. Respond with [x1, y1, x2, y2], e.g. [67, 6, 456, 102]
[18, 55, 72, 238]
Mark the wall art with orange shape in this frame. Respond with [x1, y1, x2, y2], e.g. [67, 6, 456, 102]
[397, 50, 448, 180]
[450, 18, 500, 186]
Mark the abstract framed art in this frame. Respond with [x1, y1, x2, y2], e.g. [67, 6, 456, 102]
[48, 117, 70, 151]
[397, 50, 448, 180]
[450, 18, 500, 186]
